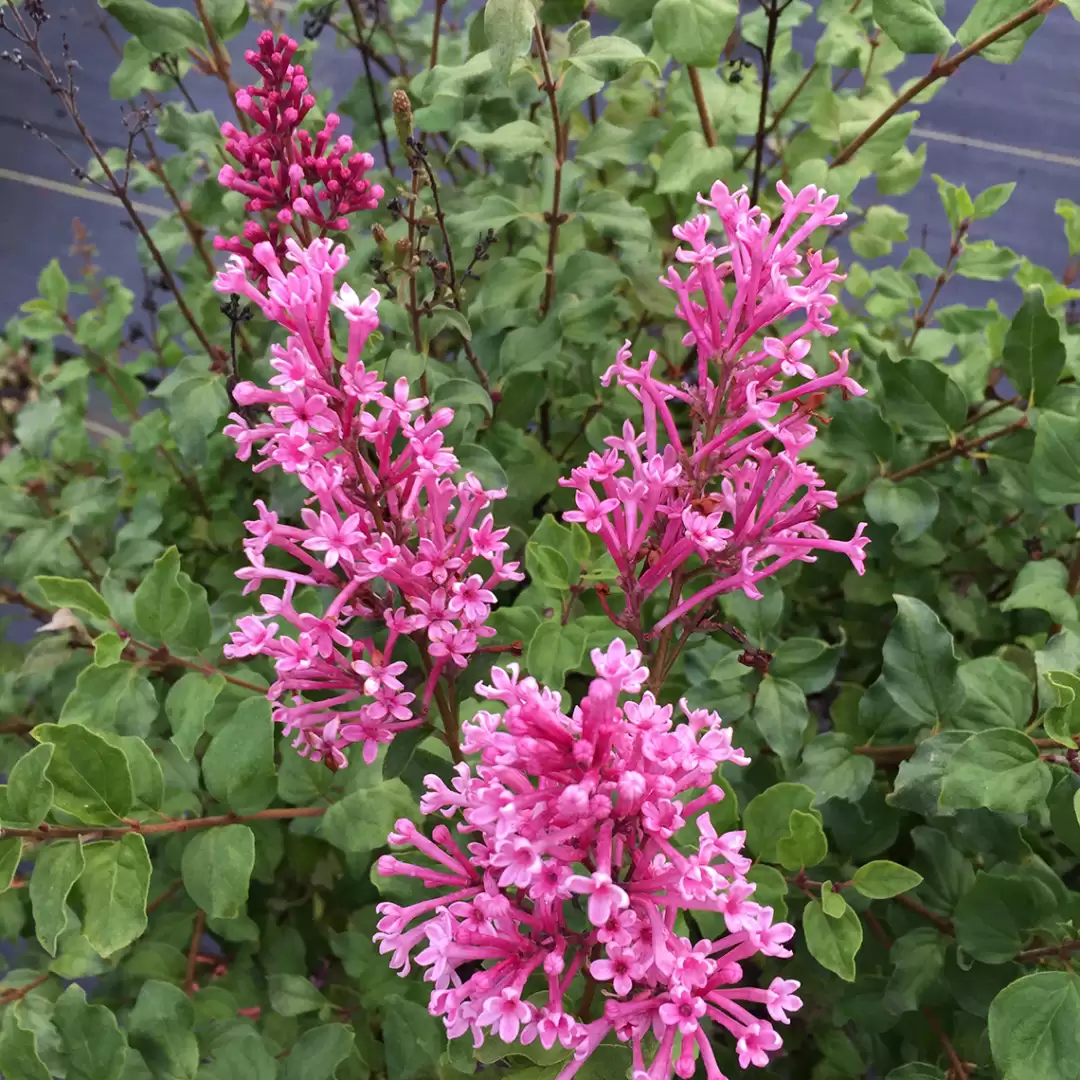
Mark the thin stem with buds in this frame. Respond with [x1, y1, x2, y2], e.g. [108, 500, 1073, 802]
[534, 20, 565, 319]
[686, 66, 717, 148]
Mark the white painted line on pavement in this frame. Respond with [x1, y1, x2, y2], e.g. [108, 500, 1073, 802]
[912, 126, 1080, 170]
[0, 167, 169, 217]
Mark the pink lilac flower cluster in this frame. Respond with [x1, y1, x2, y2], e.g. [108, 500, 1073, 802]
[375, 640, 802, 1080]
[213, 238, 522, 767]
[215, 30, 384, 278]
[562, 181, 869, 634]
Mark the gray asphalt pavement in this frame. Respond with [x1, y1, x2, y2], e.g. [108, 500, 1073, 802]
[0, 0, 1077, 323]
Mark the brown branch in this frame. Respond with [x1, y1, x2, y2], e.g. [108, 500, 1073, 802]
[416, 154, 489, 392]
[831, 0, 1053, 168]
[147, 877, 185, 914]
[1016, 939, 1080, 964]
[894, 892, 955, 936]
[191, 0, 248, 132]
[686, 66, 717, 148]
[534, 20, 565, 319]
[0, 973, 49, 1005]
[185, 909, 206, 995]
[908, 221, 969, 350]
[1, 806, 327, 842]
[430, 0, 446, 67]
[734, 65, 816, 171]
[837, 417, 1028, 506]
[750, 0, 782, 205]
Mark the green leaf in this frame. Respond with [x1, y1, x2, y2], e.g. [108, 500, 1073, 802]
[877, 356, 968, 438]
[852, 860, 924, 898]
[770, 637, 841, 694]
[93, 632, 125, 667]
[526, 621, 587, 690]
[873, 0, 953, 52]
[165, 672, 225, 760]
[201, 697, 276, 815]
[485, 0, 534, 84]
[0, 1009, 50, 1080]
[989, 971, 1080, 1078]
[820, 880, 847, 918]
[34, 722, 133, 824]
[743, 783, 818, 863]
[453, 120, 548, 158]
[956, 657, 1033, 731]
[6, 743, 54, 827]
[652, 0, 737, 66]
[268, 973, 328, 1016]
[1002, 560, 1077, 625]
[958, 0, 1043, 63]
[181, 825, 255, 919]
[753, 675, 810, 766]
[98, 0, 205, 52]
[281, 1024, 355, 1080]
[526, 543, 572, 590]
[885, 927, 946, 1014]
[58, 661, 158, 738]
[933, 174, 975, 229]
[1044, 670, 1080, 747]
[954, 871, 1034, 963]
[955, 240, 1019, 280]
[940, 728, 1051, 813]
[973, 181, 1017, 218]
[34, 576, 111, 622]
[886, 1065, 947, 1080]
[795, 734, 874, 805]
[775, 809, 828, 870]
[382, 997, 443, 1080]
[882, 595, 964, 726]
[1057, 199, 1080, 257]
[1031, 412, 1080, 505]
[804, 899, 862, 981]
[888, 732, 971, 817]
[655, 133, 734, 197]
[133, 546, 210, 652]
[434, 378, 493, 418]
[127, 980, 198, 1080]
[0, 839, 22, 892]
[37, 258, 69, 311]
[53, 983, 128, 1080]
[567, 34, 660, 80]
[203, 0, 247, 38]
[324, 780, 418, 854]
[79, 834, 151, 957]
[865, 478, 940, 542]
[199, 1033, 279, 1080]
[1002, 289, 1065, 407]
[30, 840, 86, 955]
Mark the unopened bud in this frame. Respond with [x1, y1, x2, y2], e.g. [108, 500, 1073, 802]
[391, 89, 413, 146]
[372, 223, 387, 245]
[393, 236, 411, 266]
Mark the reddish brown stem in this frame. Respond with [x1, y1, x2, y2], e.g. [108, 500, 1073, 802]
[686, 66, 717, 148]
[832, 0, 1052, 168]
[185, 910, 207, 995]
[535, 21, 566, 318]
[2, 806, 327, 842]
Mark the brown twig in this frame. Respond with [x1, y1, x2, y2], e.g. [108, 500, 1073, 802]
[923, 1008, 970, 1080]
[734, 65, 816, 171]
[686, 66, 717, 148]
[191, 0, 248, 132]
[147, 878, 185, 914]
[750, 0, 783, 205]
[534, 20, 566, 318]
[832, 0, 1053, 168]
[1016, 939, 1080, 964]
[908, 221, 969, 350]
[1, 806, 327, 842]
[185, 909, 206, 995]
[430, 0, 445, 67]
[837, 417, 1028, 506]
[0, 973, 49, 1005]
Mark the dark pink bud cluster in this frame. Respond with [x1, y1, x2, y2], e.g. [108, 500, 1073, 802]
[213, 239, 522, 767]
[215, 31, 383, 277]
[562, 181, 868, 632]
[375, 640, 801, 1079]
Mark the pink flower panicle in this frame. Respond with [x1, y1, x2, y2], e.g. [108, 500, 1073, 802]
[562, 181, 869, 632]
[213, 238, 522, 767]
[215, 30, 383, 276]
[375, 640, 801, 1080]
